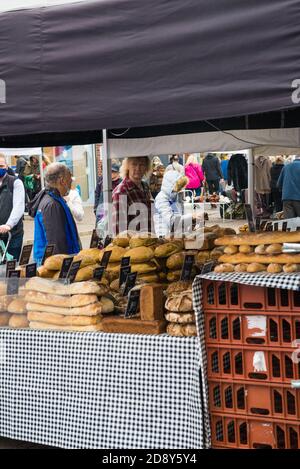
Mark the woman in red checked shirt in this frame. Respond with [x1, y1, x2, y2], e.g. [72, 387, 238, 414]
[112, 157, 154, 235]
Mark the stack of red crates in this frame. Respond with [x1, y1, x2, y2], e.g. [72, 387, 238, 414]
[203, 279, 300, 449]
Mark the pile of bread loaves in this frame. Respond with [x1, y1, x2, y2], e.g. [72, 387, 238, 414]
[0, 285, 29, 329]
[164, 281, 197, 337]
[214, 231, 300, 274]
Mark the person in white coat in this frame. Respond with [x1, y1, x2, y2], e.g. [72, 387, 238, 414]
[154, 170, 192, 237]
[64, 183, 84, 222]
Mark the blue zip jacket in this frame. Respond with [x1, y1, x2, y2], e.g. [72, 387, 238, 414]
[277, 160, 300, 201]
[28, 188, 81, 262]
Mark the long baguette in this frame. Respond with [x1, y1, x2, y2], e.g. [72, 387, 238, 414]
[219, 252, 300, 264]
[26, 302, 103, 316]
[28, 311, 102, 326]
[29, 321, 103, 332]
[215, 231, 300, 246]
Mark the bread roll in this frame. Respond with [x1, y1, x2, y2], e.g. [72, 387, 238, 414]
[27, 311, 102, 326]
[24, 291, 98, 308]
[44, 254, 69, 271]
[77, 248, 101, 264]
[130, 263, 157, 274]
[37, 266, 57, 278]
[196, 250, 211, 265]
[267, 263, 283, 273]
[219, 253, 300, 265]
[214, 263, 235, 273]
[167, 250, 198, 270]
[239, 245, 254, 254]
[29, 321, 103, 332]
[247, 263, 267, 273]
[165, 292, 193, 312]
[215, 231, 300, 246]
[167, 323, 197, 337]
[129, 233, 158, 249]
[75, 264, 99, 282]
[166, 281, 192, 295]
[224, 246, 238, 255]
[8, 314, 29, 328]
[265, 244, 283, 254]
[234, 263, 248, 272]
[125, 246, 154, 264]
[0, 312, 10, 326]
[283, 263, 300, 273]
[165, 311, 195, 324]
[113, 231, 134, 247]
[100, 297, 115, 314]
[0, 295, 12, 312]
[254, 245, 266, 254]
[154, 242, 183, 258]
[8, 298, 27, 314]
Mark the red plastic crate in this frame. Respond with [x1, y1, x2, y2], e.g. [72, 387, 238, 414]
[205, 310, 300, 348]
[202, 279, 300, 313]
[209, 380, 300, 420]
[207, 345, 300, 383]
[211, 414, 300, 449]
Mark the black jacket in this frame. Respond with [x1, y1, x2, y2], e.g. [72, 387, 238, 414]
[202, 154, 223, 181]
[227, 154, 248, 191]
[270, 164, 284, 190]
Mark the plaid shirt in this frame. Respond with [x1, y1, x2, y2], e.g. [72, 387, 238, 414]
[112, 178, 154, 235]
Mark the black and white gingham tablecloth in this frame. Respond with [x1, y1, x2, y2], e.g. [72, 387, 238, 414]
[0, 329, 204, 449]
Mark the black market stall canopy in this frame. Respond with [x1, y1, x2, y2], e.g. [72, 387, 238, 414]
[0, 0, 300, 148]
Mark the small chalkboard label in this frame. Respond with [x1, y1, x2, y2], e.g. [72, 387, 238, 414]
[123, 272, 138, 297]
[266, 222, 273, 232]
[19, 244, 33, 266]
[125, 289, 141, 318]
[201, 261, 215, 274]
[100, 250, 112, 268]
[66, 260, 82, 283]
[180, 255, 195, 281]
[274, 223, 279, 231]
[297, 227, 300, 232]
[41, 244, 55, 265]
[7, 270, 21, 295]
[93, 266, 105, 281]
[59, 257, 74, 279]
[287, 228, 291, 232]
[255, 218, 261, 231]
[103, 236, 112, 248]
[245, 204, 255, 232]
[90, 229, 100, 249]
[25, 263, 37, 278]
[6, 260, 16, 277]
[121, 257, 130, 267]
[120, 265, 131, 286]
[260, 220, 268, 231]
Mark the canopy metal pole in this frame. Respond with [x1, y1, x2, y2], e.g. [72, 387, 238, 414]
[39, 148, 45, 189]
[102, 129, 113, 236]
[247, 148, 255, 213]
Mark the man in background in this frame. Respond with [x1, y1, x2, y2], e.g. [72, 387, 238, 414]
[277, 155, 300, 218]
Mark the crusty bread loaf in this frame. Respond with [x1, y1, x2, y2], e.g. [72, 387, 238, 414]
[214, 263, 234, 273]
[254, 245, 266, 254]
[0, 295, 12, 312]
[224, 246, 238, 255]
[138, 273, 160, 283]
[29, 321, 103, 332]
[77, 248, 101, 264]
[154, 242, 183, 258]
[239, 245, 254, 254]
[130, 263, 157, 274]
[234, 263, 248, 272]
[44, 254, 69, 271]
[219, 253, 300, 265]
[24, 291, 98, 308]
[215, 231, 300, 246]
[0, 312, 10, 326]
[246, 263, 267, 273]
[265, 244, 283, 254]
[28, 311, 102, 326]
[167, 250, 198, 270]
[210, 247, 225, 260]
[267, 263, 283, 273]
[8, 314, 29, 328]
[99, 246, 126, 263]
[140, 284, 164, 321]
[196, 250, 211, 264]
[129, 233, 158, 249]
[37, 266, 57, 278]
[25, 277, 106, 296]
[283, 263, 300, 273]
[166, 323, 197, 337]
[165, 311, 195, 324]
[26, 302, 103, 316]
[99, 297, 115, 314]
[165, 292, 193, 312]
[166, 281, 192, 295]
[75, 264, 99, 282]
[8, 299, 27, 314]
[125, 246, 155, 264]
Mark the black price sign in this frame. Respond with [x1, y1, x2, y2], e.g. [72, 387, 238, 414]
[25, 263, 37, 278]
[100, 250, 112, 268]
[125, 289, 141, 318]
[59, 257, 74, 279]
[123, 272, 137, 297]
[274, 223, 279, 231]
[255, 218, 261, 231]
[260, 220, 268, 231]
[245, 204, 255, 232]
[120, 265, 131, 286]
[297, 227, 300, 232]
[103, 236, 112, 248]
[180, 255, 195, 281]
[41, 244, 55, 265]
[121, 257, 130, 267]
[201, 261, 215, 274]
[265, 222, 273, 232]
[93, 267, 105, 281]
[19, 244, 33, 266]
[66, 260, 82, 283]
[90, 229, 100, 249]
[7, 270, 20, 295]
[6, 260, 16, 277]
[282, 222, 288, 232]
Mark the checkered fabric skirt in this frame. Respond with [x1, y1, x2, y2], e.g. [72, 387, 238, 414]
[0, 329, 204, 449]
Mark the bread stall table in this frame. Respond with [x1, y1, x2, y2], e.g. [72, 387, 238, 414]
[0, 328, 207, 449]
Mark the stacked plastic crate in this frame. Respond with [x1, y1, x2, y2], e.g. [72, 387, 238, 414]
[203, 279, 300, 449]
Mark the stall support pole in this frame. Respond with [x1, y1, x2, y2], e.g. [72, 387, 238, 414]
[39, 149, 45, 190]
[102, 129, 113, 236]
[247, 148, 255, 213]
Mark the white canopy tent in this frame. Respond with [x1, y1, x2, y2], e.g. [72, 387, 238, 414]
[0, 147, 45, 189]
